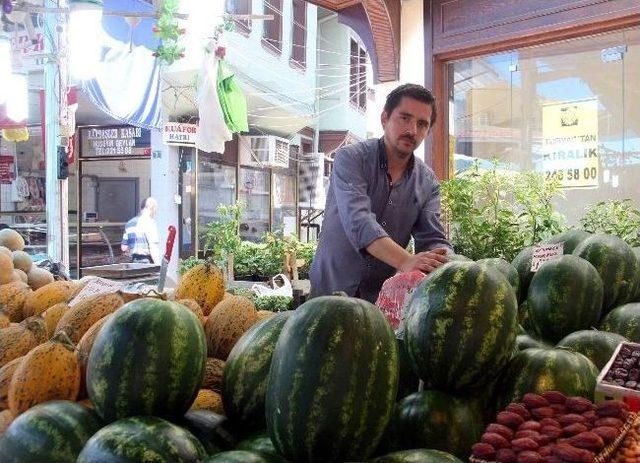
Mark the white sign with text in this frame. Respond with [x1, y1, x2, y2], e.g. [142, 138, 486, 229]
[531, 243, 564, 272]
[162, 123, 198, 146]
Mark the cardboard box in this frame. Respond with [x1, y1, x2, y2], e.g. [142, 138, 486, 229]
[595, 341, 640, 411]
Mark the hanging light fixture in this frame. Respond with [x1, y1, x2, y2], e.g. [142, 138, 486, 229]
[6, 72, 28, 122]
[0, 35, 11, 105]
[68, 0, 104, 80]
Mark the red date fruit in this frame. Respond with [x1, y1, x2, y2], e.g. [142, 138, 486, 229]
[523, 393, 551, 409]
[591, 426, 618, 444]
[515, 430, 541, 440]
[517, 451, 542, 463]
[482, 432, 511, 449]
[540, 426, 563, 439]
[531, 407, 555, 419]
[565, 397, 593, 414]
[541, 391, 567, 405]
[559, 414, 587, 427]
[512, 438, 540, 452]
[472, 443, 496, 459]
[507, 403, 532, 419]
[551, 443, 595, 463]
[538, 446, 553, 457]
[496, 448, 518, 463]
[567, 431, 604, 451]
[519, 421, 542, 432]
[498, 411, 525, 429]
[595, 401, 628, 418]
[582, 411, 598, 423]
[594, 417, 624, 429]
[563, 423, 589, 436]
[488, 423, 515, 440]
[542, 456, 563, 463]
[540, 418, 560, 428]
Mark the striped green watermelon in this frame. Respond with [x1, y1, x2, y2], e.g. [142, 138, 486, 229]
[0, 401, 102, 463]
[77, 416, 205, 463]
[477, 258, 520, 300]
[497, 348, 598, 409]
[556, 330, 627, 369]
[236, 432, 282, 458]
[526, 255, 603, 343]
[600, 303, 640, 342]
[573, 234, 639, 313]
[223, 312, 292, 431]
[175, 410, 237, 455]
[397, 339, 420, 400]
[265, 295, 399, 463]
[370, 449, 464, 463]
[203, 450, 286, 463]
[405, 261, 518, 391]
[516, 334, 549, 351]
[512, 246, 535, 303]
[633, 247, 640, 301]
[87, 298, 206, 422]
[545, 229, 592, 254]
[387, 390, 484, 460]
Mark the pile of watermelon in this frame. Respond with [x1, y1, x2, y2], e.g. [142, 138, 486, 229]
[1, 230, 639, 462]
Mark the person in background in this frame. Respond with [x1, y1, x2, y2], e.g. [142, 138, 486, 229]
[310, 83, 452, 303]
[121, 197, 161, 264]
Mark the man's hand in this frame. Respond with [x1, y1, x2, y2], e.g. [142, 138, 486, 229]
[399, 248, 449, 273]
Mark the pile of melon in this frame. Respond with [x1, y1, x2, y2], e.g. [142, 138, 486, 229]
[0, 260, 268, 450]
[0, 228, 55, 290]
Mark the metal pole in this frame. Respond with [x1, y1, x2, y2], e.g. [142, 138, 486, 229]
[44, 0, 68, 269]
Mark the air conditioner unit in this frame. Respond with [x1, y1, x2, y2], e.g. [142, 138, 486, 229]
[239, 135, 290, 169]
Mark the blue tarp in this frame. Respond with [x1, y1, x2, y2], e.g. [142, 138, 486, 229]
[82, 0, 163, 130]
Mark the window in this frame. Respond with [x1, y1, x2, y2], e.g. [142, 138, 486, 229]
[290, 0, 306, 69]
[225, 0, 251, 35]
[263, 0, 283, 54]
[350, 39, 367, 111]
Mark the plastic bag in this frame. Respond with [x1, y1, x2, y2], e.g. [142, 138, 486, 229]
[375, 271, 427, 333]
[251, 274, 293, 298]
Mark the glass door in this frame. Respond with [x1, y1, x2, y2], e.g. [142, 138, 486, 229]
[178, 147, 195, 259]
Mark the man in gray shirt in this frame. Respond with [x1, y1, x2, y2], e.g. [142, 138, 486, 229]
[310, 83, 452, 303]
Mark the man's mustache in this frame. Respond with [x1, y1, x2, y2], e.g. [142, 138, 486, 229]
[400, 136, 416, 144]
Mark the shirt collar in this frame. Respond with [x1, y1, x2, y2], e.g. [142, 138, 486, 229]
[378, 137, 416, 175]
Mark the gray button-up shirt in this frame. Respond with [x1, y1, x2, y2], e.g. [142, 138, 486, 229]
[310, 137, 451, 302]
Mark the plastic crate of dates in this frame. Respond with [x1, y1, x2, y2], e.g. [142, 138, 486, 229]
[470, 391, 638, 463]
[596, 342, 640, 411]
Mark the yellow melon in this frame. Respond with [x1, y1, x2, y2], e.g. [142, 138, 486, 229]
[76, 315, 112, 399]
[23, 280, 77, 318]
[12, 269, 27, 284]
[0, 312, 9, 329]
[0, 253, 13, 285]
[174, 263, 225, 315]
[0, 317, 47, 368]
[190, 389, 224, 415]
[0, 356, 23, 409]
[0, 282, 32, 322]
[0, 246, 11, 258]
[55, 292, 124, 343]
[204, 295, 258, 360]
[27, 267, 54, 290]
[0, 229, 24, 252]
[42, 303, 70, 337]
[11, 251, 32, 274]
[177, 299, 206, 325]
[0, 409, 13, 436]
[202, 357, 225, 392]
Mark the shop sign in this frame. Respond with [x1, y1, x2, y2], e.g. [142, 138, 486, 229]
[539, 99, 599, 189]
[162, 122, 198, 146]
[80, 126, 151, 158]
[0, 156, 15, 185]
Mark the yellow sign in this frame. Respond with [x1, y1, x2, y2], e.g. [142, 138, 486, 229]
[541, 99, 599, 189]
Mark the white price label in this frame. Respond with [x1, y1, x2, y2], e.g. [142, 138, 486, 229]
[531, 243, 564, 272]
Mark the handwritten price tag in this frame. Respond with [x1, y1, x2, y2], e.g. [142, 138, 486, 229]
[531, 243, 564, 272]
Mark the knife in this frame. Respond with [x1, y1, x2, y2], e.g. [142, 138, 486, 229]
[157, 225, 177, 293]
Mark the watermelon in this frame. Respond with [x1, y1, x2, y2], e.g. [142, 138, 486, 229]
[265, 295, 399, 463]
[516, 334, 549, 351]
[477, 258, 520, 300]
[203, 451, 286, 463]
[600, 303, 640, 342]
[497, 348, 598, 409]
[0, 401, 102, 463]
[557, 330, 627, 370]
[77, 416, 206, 463]
[397, 339, 420, 400]
[526, 255, 603, 343]
[573, 234, 639, 313]
[87, 298, 207, 422]
[175, 410, 237, 455]
[223, 312, 292, 431]
[370, 449, 464, 463]
[512, 246, 535, 303]
[387, 390, 484, 460]
[405, 261, 518, 391]
[236, 432, 281, 458]
[633, 247, 640, 301]
[545, 229, 592, 254]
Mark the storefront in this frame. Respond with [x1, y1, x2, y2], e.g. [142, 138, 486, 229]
[425, 1, 640, 225]
[175, 133, 301, 260]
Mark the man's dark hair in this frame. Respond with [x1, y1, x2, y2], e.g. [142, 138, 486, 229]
[383, 83, 437, 126]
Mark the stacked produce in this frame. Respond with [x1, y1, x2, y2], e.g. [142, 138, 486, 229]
[601, 343, 640, 390]
[0, 227, 639, 461]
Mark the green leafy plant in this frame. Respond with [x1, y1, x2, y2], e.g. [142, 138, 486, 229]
[178, 256, 204, 276]
[581, 199, 640, 246]
[152, 0, 185, 65]
[201, 201, 246, 269]
[441, 160, 566, 261]
[254, 295, 293, 312]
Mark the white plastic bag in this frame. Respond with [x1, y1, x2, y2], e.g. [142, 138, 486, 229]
[251, 274, 293, 297]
